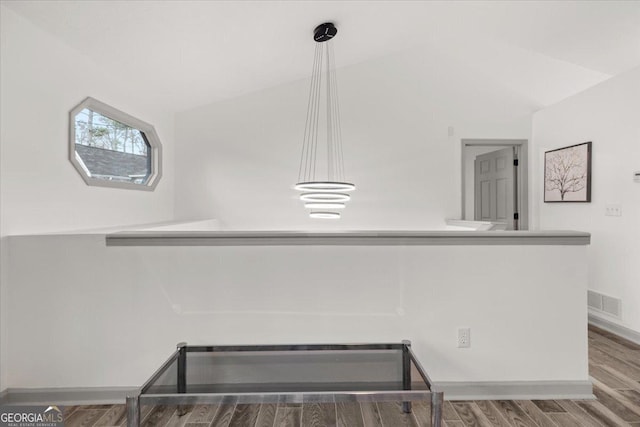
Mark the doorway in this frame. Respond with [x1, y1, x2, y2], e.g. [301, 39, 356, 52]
[461, 139, 528, 230]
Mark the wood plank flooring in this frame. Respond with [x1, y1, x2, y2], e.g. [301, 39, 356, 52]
[63, 325, 640, 426]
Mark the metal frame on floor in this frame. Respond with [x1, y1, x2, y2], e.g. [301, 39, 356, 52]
[126, 341, 443, 427]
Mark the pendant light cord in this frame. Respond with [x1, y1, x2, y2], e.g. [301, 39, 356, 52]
[326, 42, 333, 181]
[299, 43, 321, 183]
[297, 39, 346, 184]
[330, 43, 345, 182]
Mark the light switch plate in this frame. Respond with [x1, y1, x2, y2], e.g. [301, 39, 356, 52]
[605, 204, 622, 217]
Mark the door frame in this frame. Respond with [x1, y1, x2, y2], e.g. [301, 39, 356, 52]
[461, 139, 529, 230]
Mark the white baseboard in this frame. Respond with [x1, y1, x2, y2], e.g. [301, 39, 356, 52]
[589, 312, 640, 345]
[433, 380, 594, 401]
[0, 386, 137, 406]
[1, 381, 594, 405]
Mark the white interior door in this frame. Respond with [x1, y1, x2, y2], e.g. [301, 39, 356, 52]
[475, 147, 515, 229]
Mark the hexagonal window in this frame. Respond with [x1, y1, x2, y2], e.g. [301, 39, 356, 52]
[69, 97, 162, 190]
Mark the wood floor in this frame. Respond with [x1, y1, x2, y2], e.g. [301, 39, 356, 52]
[63, 325, 640, 427]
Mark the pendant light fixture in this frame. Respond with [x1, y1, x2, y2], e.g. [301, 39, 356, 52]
[295, 22, 355, 219]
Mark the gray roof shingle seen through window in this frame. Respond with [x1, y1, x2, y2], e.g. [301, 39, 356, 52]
[75, 144, 150, 182]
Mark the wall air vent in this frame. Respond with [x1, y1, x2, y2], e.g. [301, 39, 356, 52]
[587, 290, 603, 310]
[588, 290, 621, 318]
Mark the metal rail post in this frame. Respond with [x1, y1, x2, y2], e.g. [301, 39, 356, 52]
[177, 342, 187, 394]
[126, 395, 140, 427]
[402, 340, 412, 413]
[431, 391, 444, 427]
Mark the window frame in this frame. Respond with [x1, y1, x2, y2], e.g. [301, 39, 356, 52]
[69, 97, 163, 191]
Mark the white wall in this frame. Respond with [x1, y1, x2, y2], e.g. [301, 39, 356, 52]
[0, 6, 176, 390]
[175, 45, 532, 230]
[0, 7, 176, 235]
[532, 66, 640, 333]
[5, 234, 588, 390]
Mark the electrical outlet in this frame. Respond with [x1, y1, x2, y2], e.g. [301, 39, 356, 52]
[605, 204, 622, 217]
[458, 328, 471, 348]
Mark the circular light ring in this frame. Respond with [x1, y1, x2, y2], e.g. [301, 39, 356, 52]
[294, 181, 356, 192]
[304, 202, 345, 209]
[300, 192, 351, 202]
[310, 211, 340, 219]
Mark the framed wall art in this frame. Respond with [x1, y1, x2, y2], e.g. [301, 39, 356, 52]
[544, 141, 592, 202]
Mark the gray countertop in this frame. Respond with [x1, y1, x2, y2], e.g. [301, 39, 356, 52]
[105, 230, 591, 246]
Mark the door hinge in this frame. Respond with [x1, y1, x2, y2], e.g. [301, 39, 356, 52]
[514, 213, 519, 220]
[513, 159, 519, 166]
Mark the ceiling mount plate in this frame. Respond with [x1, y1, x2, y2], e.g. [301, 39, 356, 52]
[314, 22, 337, 42]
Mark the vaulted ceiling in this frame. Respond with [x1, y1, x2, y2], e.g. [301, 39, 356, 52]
[5, 0, 640, 112]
